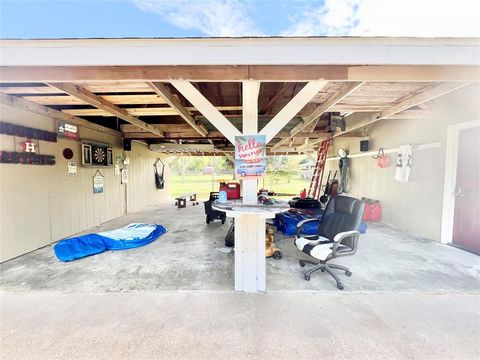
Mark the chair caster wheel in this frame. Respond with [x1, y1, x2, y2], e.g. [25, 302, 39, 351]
[221, 218, 225, 224]
[273, 251, 282, 260]
[299, 260, 305, 267]
[346, 271, 352, 277]
[337, 283, 344, 290]
[320, 268, 325, 272]
[304, 274, 310, 281]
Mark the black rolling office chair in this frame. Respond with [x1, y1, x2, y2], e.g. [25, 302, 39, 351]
[295, 196, 364, 290]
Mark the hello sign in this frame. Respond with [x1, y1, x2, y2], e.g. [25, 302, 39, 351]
[234, 135, 266, 178]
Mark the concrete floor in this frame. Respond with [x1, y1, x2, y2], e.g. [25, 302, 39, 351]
[1, 203, 479, 359]
[1, 203, 479, 292]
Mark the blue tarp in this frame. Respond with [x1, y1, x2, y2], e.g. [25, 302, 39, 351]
[275, 210, 321, 236]
[275, 209, 368, 236]
[54, 223, 167, 262]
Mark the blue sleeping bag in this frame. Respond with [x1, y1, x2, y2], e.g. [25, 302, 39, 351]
[54, 223, 167, 262]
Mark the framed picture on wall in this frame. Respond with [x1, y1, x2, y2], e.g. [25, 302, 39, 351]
[107, 148, 113, 166]
[82, 144, 92, 165]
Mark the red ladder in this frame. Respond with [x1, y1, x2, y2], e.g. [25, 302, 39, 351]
[307, 139, 330, 200]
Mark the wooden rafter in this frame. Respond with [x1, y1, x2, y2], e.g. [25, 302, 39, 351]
[290, 82, 364, 137]
[310, 81, 473, 145]
[169, 80, 241, 144]
[47, 83, 164, 137]
[0, 92, 120, 137]
[147, 82, 208, 137]
[259, 80, 329, 143]
[61, 106, 242, 117]
[259, 83, 293, 115]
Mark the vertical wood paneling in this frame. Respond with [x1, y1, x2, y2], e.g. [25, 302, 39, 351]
[0, 105, 169, 262]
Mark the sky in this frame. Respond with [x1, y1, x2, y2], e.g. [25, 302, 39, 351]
[0, 0, 479, 38]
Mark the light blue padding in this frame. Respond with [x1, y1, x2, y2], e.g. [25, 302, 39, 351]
[54, 223, 167, 262]
[98, 223, 159, 241]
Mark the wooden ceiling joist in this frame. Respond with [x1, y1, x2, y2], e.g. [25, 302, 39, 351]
[20, 94, 168, 106]
[62, 106, 243, 117]
[48, 83, 164, 137]
[260, 80, 329, 143]
[147, 82, 208, 137]
[0, 92, 120, 137]
[290, 82, 364, 137]
[270, 81, 360, 150]
[310, 81, 473, 144]
[169, 80, 241, 144]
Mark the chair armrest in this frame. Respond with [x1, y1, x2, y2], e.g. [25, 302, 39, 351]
[332, 230, 360, 257]
[296, 218, 321, 238]
[333, 230, 359, 243]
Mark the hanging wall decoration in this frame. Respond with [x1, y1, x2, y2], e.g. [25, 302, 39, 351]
[0, 122, 57, 142]
[57, 122, 79, 140]
[81, 142, 113, 167]
[67, 161, 78, 176]
[93, 170, 104, 193]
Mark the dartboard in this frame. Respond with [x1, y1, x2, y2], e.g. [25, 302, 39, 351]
[92, 146, 106, 165]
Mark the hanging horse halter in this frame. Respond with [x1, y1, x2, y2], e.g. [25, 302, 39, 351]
[154, 158, 165, 189]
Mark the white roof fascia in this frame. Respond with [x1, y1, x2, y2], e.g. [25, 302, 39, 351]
[0, 37, 479, 66]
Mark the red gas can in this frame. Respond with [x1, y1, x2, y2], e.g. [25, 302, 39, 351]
[362, 200, 373, 222]
[370, 200, 382, 221]
[219, 182, 241, 200]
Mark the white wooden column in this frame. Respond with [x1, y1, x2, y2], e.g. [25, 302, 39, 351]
[241, 80, 260, 205]
[234, 80, 266, 292]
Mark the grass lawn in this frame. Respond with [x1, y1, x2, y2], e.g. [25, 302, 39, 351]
[170, 174, 310, 200]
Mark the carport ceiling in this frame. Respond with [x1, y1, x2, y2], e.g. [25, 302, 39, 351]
[0, 80, 472, 155]
[1, 37, 478, 155]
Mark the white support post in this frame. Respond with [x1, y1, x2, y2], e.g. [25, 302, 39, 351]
[259, 80, 329, 143]
[241, 80, 261, 205]
[169, 80, 241, 144]
[231, 80, 267, 292]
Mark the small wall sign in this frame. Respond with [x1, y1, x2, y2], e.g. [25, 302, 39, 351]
[22, 140, 37, 153]
[93, 170, 104, 193]
[67, 161, 77, 176]
[58, 122, 79, 140]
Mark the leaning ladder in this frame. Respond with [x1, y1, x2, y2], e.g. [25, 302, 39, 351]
[307, 139, 330, 200]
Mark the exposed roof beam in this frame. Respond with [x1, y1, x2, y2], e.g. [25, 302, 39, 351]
[2, 65, 478, 82]
[290, 82, 364, 136]
[272, 82, 363, 150]
[169, 80, 241, 144]
[62, 106, 242, 117]
[311, 81, 473, 145]
[47, 83, 164, 137]
[259, 80, 329, 143]
[260, 83, 293, 115]
[242, 80, 260, 134]
[0, 92, 120, 137]
[147, 82, 208, 137]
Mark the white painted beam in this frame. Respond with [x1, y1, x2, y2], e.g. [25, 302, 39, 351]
[242, 80, 260, 134]
[170, 80, 241, 144]
[259, 80, 329, 143]
[241, 80, 261, 205]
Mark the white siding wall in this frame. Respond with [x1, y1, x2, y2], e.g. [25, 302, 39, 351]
[0, 104, 169, 262]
